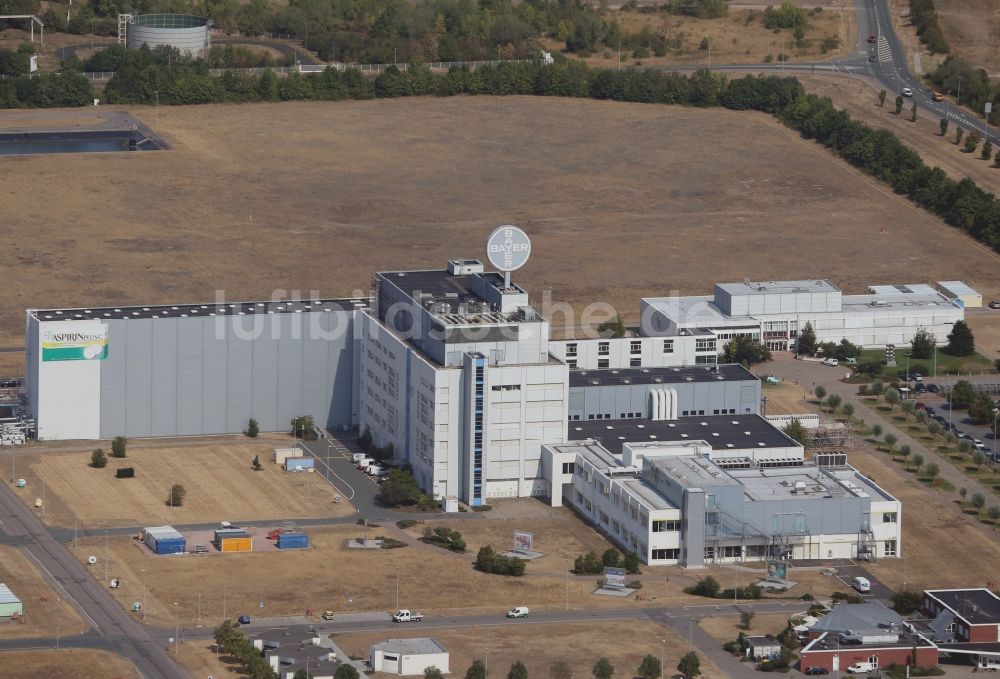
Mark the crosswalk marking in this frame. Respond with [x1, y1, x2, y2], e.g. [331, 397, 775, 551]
[877, 36, 893, 63]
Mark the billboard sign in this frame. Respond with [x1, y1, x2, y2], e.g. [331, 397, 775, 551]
[514, 530, 534, 553]
[766, 560, 788, 580]
[604, 566, 626, 590]
[42, 322, 109, 362]
[486, 225, 531, 272]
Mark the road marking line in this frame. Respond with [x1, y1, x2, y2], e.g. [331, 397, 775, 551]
[22, 547, 101, 630]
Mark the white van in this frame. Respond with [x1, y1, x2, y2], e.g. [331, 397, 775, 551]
[852, 576, 871, 593]
[847, 662, 875, 674]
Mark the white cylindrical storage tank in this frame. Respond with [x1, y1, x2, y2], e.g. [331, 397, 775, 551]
[670, 389, 678, 419]
[650, 389, 661, 421]
[126, 14, 211, 57]
[661, 389, 671, 421]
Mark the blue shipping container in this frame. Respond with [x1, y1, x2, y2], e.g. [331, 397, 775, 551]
[277, 532, 309, 549]
[154, 538, 186, 555]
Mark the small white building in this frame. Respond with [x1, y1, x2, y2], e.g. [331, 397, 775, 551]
[370, 638, 450, 675]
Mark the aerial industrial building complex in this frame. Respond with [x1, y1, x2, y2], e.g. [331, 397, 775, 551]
[26, 249, 960, 565]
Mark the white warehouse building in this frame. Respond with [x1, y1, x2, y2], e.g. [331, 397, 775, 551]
[639, 279, 967, 354]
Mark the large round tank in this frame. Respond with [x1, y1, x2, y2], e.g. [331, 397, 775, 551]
[126, 14, 211, 57]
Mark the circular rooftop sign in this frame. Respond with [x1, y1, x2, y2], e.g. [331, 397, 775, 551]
[486, 225, 531, 272]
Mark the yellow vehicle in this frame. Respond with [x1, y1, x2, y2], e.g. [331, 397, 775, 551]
[932, 92, 944, 102]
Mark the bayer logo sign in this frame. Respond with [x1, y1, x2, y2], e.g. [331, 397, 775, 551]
[486, 225, 532, 272]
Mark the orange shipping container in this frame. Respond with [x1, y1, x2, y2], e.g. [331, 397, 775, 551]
[220, 537, 252, 553]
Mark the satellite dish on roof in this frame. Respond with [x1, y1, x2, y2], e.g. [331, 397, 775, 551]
[486, 225, 531, 288]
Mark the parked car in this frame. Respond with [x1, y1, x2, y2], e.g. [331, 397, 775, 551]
[925, 406, 936, 416]
[989, 300, 1000, 309]
[847, 662, 875, 674]
[902, 87, 913, 97]
[915, 401, 925, 410]
[915, 383, 927, 393]
[804, 668, 829, 675]
[852, 576, 871, 593]
[898, 374, 910, 382]
[822, 358, 839, 367]
[974, 439, 986, 450]
[927, 383, 941, 393]
[914, 373, 923, 381]
[506, 606, 530, 618]
[237, 614, 251, 625]
[351, 452, 369, 463]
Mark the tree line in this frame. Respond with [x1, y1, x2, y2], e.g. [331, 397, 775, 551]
[928, 55, 1000, 127]
[909, 0, 949, 55]
[6, 0, 728, 65]
[7, 59, 1000, 263]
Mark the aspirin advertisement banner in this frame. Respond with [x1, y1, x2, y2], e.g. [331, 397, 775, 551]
[42, 322, 109, 361]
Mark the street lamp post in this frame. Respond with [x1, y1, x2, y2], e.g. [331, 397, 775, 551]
[154, 90, 159, 126]
[141, 568, 148, 623]
[104, 531, 110, 584]
[993, 409, 998, 460]
[660, 639, 666, 679]
[485, 647, 489, 679]
[395, 567, 399, 611]
[174, 602, 180, 655]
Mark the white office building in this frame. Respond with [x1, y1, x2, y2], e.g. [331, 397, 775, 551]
[359, 259, 567, 506]
[542, 421, 901, 567]
[640, 279, 967, 353]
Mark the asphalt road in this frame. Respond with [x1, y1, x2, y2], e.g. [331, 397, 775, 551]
[0, 483, 188, 678]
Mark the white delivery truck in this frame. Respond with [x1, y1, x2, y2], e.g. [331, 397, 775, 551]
[393, 609, 424, 622]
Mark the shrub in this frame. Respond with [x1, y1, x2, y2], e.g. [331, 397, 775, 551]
[111, 435, 127, 458]
[396, 519, 417, 529]
[246, 418, 259, 438]
[574, 551, 604, 575]
[423, 526, 466, 552]
[685, 576, 721, 597]
[891, 589, 922, 614]
[115, 467, 135, 479]
[91, 448, 108, 468]
[168, 483, 186, 507]
[475, 545, 526, 576]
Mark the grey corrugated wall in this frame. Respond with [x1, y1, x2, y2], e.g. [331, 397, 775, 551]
[98, 311, 357, 438]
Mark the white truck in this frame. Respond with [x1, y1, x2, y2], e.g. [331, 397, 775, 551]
[847, 662, 875, 674]
[393, 609, 424, 623]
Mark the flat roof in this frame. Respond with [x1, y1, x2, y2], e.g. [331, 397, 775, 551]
[570, 364, 757, 388]
[642, 296, 754, 327]
[841, 292, 956, 311]
[868, 284, 939, 297]
[926, 589, 1000, 626]
[716, 280, 840, 296]
[729, 466, 840, 501]
[569, 415, 795, 455]
[0, 583, 20, 606]
[373, 638, 446, 655]
[144, 525, 184, 540]
[650, 454, 742, 489]
[804, 631, 933, 652]
[29, 298, 369, 321]
[619, 477, 677, 511]
[938, 281, 980, 297]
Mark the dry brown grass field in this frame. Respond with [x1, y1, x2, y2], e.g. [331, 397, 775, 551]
[843, 439, 1000, 591]
[3, 96, 1000, 351]
[698, 611, 793, 644]
[4, 442, 354, 528]
[0, 545, 87, 639]
[0, 648, 139, 679]
[796, 75, 1000, 190]
[578, 4, 855, 67]
[73, 522, 689, 628]
[333, 621, 724, 679]
[758, 381, 814, 416]
[935, 0, 1000, 74]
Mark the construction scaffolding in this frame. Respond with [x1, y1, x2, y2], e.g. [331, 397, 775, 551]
[807, 418, 853, 454]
